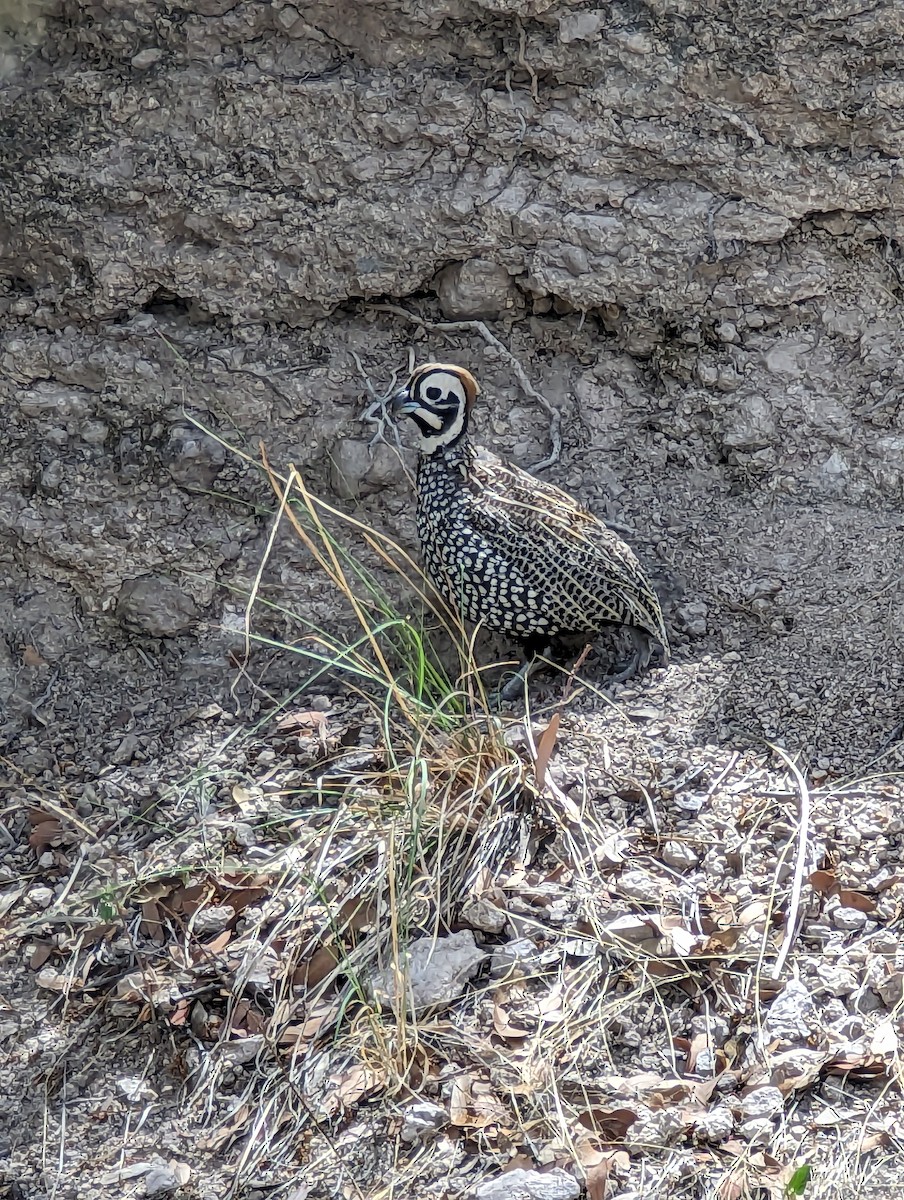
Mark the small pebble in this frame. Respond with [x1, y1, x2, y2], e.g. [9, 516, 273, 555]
[662, 840, 699, 870]
[831, 907, 869, 931]
[30, 886, 55, 908]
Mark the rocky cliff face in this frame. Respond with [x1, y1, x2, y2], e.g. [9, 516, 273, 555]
[5, 1, 904, 326]
[1, 0, 903, 773]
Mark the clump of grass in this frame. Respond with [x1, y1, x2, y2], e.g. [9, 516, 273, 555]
[164, 435, 538, 1179]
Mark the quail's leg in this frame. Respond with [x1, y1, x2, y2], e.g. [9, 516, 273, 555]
[607, 627, 655, 686]
[497, 636, 548, 702]
[498, 658, 536, 701]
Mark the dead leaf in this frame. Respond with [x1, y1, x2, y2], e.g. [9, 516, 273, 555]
[755, 977, 785, 1001]
[859, 1129, 891, 1154]
[503, 1154, 535, 1173]
[533, 712, 560, 790]
[22, 644, 47, 667]
[29, 820, 63, 851]
[278, 1002, 339, 1048]
[686, 1031, 711, 1073]
[717, 1177, 745, 1200]
[809, 869, 837, 895]
[700, 926, 742, 954]
[140, 900, 165, 944]
[230, 999, 265, 1036]
[169, 1000, 190, 1027]
[202, 930, 232, 955]
[29, 942, 54, 970]
[585, 1159, 613, 1200]
[770, 1050, 828, 1094]
[322, 1063, 384, 1116]
[26, 806, 55, 825]
[168, 883, 206, 918]
[278, 708, 328, 731]
[838, 889, 877, 913]
[825, 1051, 888, 1080]
[221, 886, 267, 915]
[294, 945, 340, 990]
[492, 997, 532, 1039]
[198, 1103, 250, 1151]
[231, 784, 260, 812]
[577, 1107, 638, 1141]
[449, 1074, 473, 1127]
[737, 900, 768, 926]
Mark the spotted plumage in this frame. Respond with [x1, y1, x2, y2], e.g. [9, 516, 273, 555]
[392, 362, 669, 693]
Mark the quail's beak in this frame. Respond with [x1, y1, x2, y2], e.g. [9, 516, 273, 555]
[391, 386, 418, 416]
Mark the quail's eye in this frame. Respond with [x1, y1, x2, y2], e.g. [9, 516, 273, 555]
[425, 386, 443, 401]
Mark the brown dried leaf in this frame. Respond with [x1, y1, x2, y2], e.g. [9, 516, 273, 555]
[26, 807, 56, 825]
[29, 942, 54, 970]
[582, 1148, 629, 1199]
[492, 998, 532, 1039]
[837, 889, 877, 913]
[222, 886, 267, 915]
[686, 1031, 711, 1073]
[449, 1074, 474, 1127]
[825, 1051, 888, 1079]
[278, 1002, 338, 1048]
[169, 1000, 190, 1027]
[645, 960, 687, 981]
[577, 1107, 638, 1141]
[198, 1104, 250, 1151]
[29, 820, 62, 850]
[755, 977, 785, 1002]
[22, 644, 47, 667]
[717, 1178, 744, 1200]
[277, 709, 328, 734]
[585, 1158, 614, 1200]
[808, 869, 837, 895]
[231, 784, 259, 811]
[140, 899, 165, 944]
[203, 930, 232, 955]
[338, 896, 378, 933]
[468, 1079, 509, 1129]
[294, 945, 340, 990]
[859, 1130, 891, 1154]
[737, 900, 768, 926]
[701, 926, 742, 954]
[534, 712, 561, 790]
[115, 968, 166, 1003]
[322, 1063, 384, 1116]
[503, 1154, 536, 1173]
[770, 1052, 828, 1095]
[135, 877, 182, 903]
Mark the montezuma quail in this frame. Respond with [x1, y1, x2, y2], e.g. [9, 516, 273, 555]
[392, 363, 669, 697]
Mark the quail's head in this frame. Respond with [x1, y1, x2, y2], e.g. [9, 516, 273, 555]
[392, 362, 479, 454]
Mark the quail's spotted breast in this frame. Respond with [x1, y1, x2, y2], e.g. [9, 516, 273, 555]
[392, 363, 669, 694]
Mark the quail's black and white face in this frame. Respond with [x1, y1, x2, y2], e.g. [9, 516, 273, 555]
[391, 363, 479, 455]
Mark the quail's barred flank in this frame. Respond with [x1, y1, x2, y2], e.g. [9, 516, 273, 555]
[391, 363, 670, 697]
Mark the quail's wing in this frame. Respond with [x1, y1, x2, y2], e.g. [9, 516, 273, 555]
[468, 450, 668, 644]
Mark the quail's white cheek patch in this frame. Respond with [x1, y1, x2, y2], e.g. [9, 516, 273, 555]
[417, 409, 444, 430]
